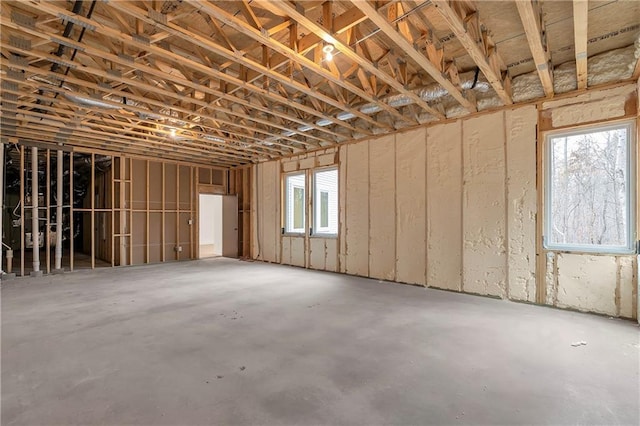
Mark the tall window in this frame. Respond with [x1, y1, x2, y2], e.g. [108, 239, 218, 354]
[545, 122, 635, 253]
[284, 173, 305, 234]
[313, 168, 338, 235]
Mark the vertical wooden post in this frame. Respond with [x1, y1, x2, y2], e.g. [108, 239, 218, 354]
[119, 157, 127, 266]
[70, 152, 74, 271]
[190, 166, 194, 259]
[55, 150, 63, 271]
[31, 146, 40, 274]
[91, 153, 95, 269]
[111, 156, 115, 267]
[161, 162, 165, 262]
[20, 146, 24, 276]
[146, 160, 149, 264]
[128, 158, 133, 264]
[176, 163, 180, 260]
[46, 149, 50, 274]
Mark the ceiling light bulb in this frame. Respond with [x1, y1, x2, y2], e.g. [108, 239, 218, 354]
[325, 50, 333, 61]
[322, 44, 334, 54]
[170, 128, 176, 138]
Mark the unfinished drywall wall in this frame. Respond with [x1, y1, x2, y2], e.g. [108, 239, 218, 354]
[251, 83, 637, 317]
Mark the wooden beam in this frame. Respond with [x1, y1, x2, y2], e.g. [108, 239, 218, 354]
[432, 0, 512, 105]
[1, 4, 362, 142]
[262, 0, 446, 120]
[0, 25, 337, 148]
[516, 0, 554, 97]
[351, 0, 476, 112]
[573, 0, 589, 90]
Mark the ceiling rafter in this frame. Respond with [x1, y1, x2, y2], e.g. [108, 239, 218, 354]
[351, 0, 476, 113]
[10, 2, 364, 142]
[2, 82, 281, 160]
[100, 1, 376, 136]
[431, 0, 513, 105]
[0, 34, 316, 151]
[516, 0, 554, 98]
[263, 0, 446, 120]
[0, 19, 341, 148]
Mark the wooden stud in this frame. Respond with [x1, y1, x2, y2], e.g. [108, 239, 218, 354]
[20, 146, 24, 276]
[91, 153, 95, 269]
[161, 162, 165, 263]
[45, 149, 50, 274]
[70, 153, 74, 272]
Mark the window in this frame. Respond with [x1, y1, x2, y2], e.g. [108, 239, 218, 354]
[545, 122, 635, 253]
[284, 173, 305, 233]
[313, 168, 338, 235]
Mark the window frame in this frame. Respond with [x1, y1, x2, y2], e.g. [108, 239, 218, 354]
[311, 166, 339, 238]
[282, 171, 307, 236]
[543, 120, 637, 254]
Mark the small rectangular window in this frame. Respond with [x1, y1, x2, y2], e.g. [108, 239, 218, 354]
[545, 122, 635, 253]
[313, 168, 338, 235]
[284, 173, 305, 234]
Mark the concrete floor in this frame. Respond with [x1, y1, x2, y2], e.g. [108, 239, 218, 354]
[2, 259, 639, 425]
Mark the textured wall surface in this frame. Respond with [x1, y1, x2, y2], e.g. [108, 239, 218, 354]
[252, 85, 638, 318]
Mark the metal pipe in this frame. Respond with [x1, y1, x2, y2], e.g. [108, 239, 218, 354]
[55, 150, 63, 270]
[31, 146, 40, 273]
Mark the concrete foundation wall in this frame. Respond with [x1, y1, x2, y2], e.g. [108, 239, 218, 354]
[252, 84, 638, 318]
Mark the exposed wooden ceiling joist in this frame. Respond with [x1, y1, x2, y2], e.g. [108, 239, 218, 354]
[573, 0, 589, 90]
[515, 0, 554, 98]
[431, 0, 513, 105]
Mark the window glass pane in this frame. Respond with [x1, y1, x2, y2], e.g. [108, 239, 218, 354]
[546, 124, 633, 252]
[294, 187, 304, 229]
[320, 191, 329, 228]
[314, 169, 338, 235]
[284, 173, 305, 233]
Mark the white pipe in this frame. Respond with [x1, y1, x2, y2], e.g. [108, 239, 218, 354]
[31, 146, 40, 273]
[0, 143, 4, 274]
[55, 150, 63, 270]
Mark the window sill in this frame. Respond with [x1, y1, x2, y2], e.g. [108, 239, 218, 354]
[310, 234, 338, 239]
